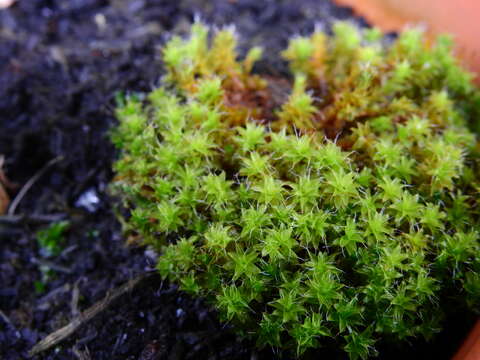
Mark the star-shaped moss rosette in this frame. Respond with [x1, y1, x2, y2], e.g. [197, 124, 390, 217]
[111, 22, 480, 359]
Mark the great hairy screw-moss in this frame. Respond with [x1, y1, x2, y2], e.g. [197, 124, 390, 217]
[111, 22, 480, 359]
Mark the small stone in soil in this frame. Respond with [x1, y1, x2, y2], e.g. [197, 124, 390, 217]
[75, 188, 100, 213]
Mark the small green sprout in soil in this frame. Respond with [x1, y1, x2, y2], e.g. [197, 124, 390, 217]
[111, 22, 480, 359]
[35, 221, 70, 294]
[36, 220, 70, 257]
[34, 280, 47, 295]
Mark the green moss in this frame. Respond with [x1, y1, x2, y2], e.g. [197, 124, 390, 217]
[111, 22, 480, 359]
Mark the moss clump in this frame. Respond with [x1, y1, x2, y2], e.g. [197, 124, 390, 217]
[111, 22, 480, 359]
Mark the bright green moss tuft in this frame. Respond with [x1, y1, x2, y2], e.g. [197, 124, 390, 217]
[112, 22, 480, 359]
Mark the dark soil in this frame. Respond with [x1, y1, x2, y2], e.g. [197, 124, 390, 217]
[0, 1, 475, 359]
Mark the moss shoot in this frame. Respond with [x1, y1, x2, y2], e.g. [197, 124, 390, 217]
[111, 22, 480, 359]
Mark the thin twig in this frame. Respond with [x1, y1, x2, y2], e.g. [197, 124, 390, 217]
[0, 309, 13, 327]
[8, 156, 64, 216]
[28, 273, 150, 357]
[37, 283, 71, 306]
[60, 244, 79, 258]
[0, 213, 67, 225]
[31, 257, 73, 274]
[71, 280, 82, 317]
[72, 345, 92, 360]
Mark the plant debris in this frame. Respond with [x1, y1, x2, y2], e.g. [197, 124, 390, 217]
[29, 273, 150, 357]
[7, 156, 63, 216]
[0, 155, 11, 215]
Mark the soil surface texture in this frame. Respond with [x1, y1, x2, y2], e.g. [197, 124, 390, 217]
[0, 0, 475, 359]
